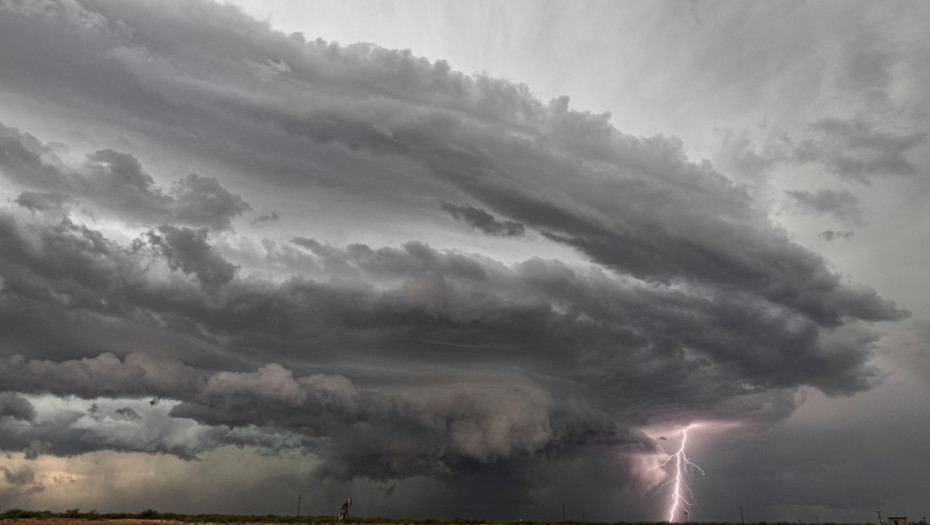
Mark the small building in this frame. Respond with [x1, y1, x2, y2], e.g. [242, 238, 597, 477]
[888, 517, 907, 525]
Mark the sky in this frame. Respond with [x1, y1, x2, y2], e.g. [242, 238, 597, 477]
[1, 0, 929, 522]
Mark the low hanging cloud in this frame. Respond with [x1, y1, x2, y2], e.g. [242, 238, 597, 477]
[0, 353, 649, 481]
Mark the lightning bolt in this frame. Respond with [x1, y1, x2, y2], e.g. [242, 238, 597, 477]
[653, 424, 705, 522]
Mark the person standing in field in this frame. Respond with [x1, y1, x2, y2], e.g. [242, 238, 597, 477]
[337, 497, 352, 520]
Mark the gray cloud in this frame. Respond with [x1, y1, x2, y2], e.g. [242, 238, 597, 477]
[144, 225, 239, 290]
[0, 122, 249, 230]
[23, 440, 50, 461]
[785, 188, 864, 226]
[250, 211, 279, 227]
[0, 4, 905, 331]
[1, 465, 36, 486]
[791, 118, 925, 183]
[171, 174, 251, 231]
[0, 393, 35, 422]
[441, 202, 525, 237]
[0, 211, 897, 416]
[13, 191, 72, 213]
[819, 230, 855, 242]
[0, 353, 206, 400]
[0, 0, 919, 519]
[0, 395, 313, 461]
[0, 354, 647, 481]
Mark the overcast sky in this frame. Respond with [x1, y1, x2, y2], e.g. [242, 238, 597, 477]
[1, 1, 929, 522]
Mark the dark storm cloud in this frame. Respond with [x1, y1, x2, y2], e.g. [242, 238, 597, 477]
[170, 174, 251, 231]
[0, 198, 889, 476]
[0, 121, 249, 230]
[250, 211, 280, 227]
[785, 188, 864, 226]
[791, 118, 925, 183]
[144, 225, 239, 289]
[819, 230, 855, 242]
[0, 352, 649, 480]
[0, 0, 914, 513]
[0, 1, 905, 326]
[22, 440, 50, 461]
[169, 364, 650, 481]
[0, 353, 205, 400]
[441, 202, 525, 237]
[0, 393, 35, 422]
[0, 208, 894, 414]
[13, 191, 72, 213]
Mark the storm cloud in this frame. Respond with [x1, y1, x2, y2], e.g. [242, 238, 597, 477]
[441, 202, 526, 237]
[0, 0, 923, 521]
[0, 122, 249, 230]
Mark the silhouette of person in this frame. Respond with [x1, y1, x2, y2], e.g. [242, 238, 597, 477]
[337, 497, 352, 520]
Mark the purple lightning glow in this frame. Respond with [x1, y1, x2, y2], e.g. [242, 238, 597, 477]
[653, 424, 705, 523]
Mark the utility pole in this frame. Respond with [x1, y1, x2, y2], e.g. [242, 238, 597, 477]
[562, 503, 566, 521]
[740, 507, 745, 524]
[297, 495, 301, 517]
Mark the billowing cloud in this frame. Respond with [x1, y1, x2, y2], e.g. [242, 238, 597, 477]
[0, 393, 35, 422]
[0, 122, 249, 230]
[171, 174, 251, 231]
[0, 0, 920, 520]
[144, 225, 239, 290]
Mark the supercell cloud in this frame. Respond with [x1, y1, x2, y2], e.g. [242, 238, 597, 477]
[0, 0, 923, 521]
